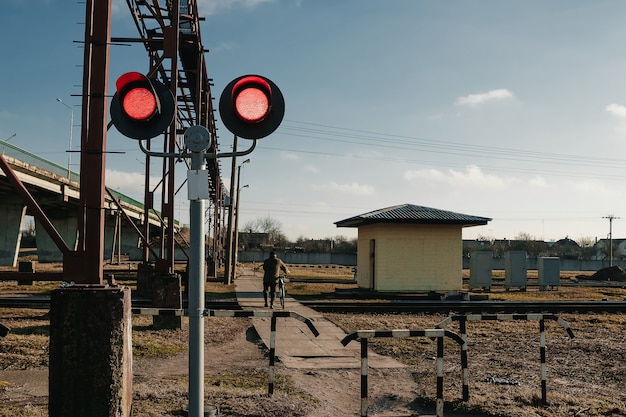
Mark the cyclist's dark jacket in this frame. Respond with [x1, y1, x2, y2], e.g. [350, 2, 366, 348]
[263, 256, 287, 283]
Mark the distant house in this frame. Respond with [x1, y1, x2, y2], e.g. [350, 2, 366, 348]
[335, 204, 491, 292]
[594, 238, 626, 260]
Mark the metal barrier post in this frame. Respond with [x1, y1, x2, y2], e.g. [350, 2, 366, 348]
[436, 336, 444, 417]
[360, 337, 368, 417]
[436, 313, 574, 404]
[268, 314, 277, 396]
[342, 329, 464, 417]
[540, 319, 547, 403]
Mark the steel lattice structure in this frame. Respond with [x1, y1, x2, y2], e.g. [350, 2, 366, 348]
[111, 0, 226, 274]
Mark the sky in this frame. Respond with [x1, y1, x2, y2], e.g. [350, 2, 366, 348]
[3, 0, 626, 243]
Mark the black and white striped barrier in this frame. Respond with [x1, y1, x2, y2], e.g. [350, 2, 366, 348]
[132, 308, 319, 396]
[0, 322, 9, 338]
[341, 329, 464, 417]
[435, 313, 575, 404]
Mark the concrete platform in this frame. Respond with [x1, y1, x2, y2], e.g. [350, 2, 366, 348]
[235, 270, 404, 369]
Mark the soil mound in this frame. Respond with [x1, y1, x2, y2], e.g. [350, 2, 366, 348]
[588, 266, 626, 282]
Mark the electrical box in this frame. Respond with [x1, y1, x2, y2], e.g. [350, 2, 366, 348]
[505, 251, 527, 290]
[187, 169, 210, 200]
[538, 257, 560, 290]
[469, 251, 493, 290]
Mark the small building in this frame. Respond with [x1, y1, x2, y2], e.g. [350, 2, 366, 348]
[335, 204, 491, 292]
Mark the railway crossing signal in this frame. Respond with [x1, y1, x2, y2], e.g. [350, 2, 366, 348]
[219, 75, 285, 139]
[110, 72, 175, 139]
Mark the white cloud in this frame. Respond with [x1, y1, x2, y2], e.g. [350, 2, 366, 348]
[311, 181, 374, 195]
[303, 164, 319, 174]
[404, 165, 507, 188]
[280, 151, 300, 161]
[212, 41, 236, 53]
[198, 0, 275, 16]
[404, 165, 506, 188]
[404, 165, 554, 191]
[455, 89, 514, 107]
[106, 169, 158, 197]
[528, 176, 549, 188]
[606, 103, 626, 118]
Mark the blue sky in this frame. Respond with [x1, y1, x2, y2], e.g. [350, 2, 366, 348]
[3, 1, 626, 242]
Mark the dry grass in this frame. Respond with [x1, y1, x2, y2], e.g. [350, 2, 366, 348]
[326, 312, 626, 417]
[1, 266, 625, 416]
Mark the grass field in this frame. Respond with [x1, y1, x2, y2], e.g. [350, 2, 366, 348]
[0, 263, 625, 416]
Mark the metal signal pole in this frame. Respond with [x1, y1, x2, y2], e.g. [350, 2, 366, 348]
[603, 214, 620, 267]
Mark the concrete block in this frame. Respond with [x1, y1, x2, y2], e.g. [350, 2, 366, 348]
[49, 286, 132, 417]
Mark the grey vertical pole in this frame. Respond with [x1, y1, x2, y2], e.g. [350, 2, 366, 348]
[224, 135, 237, 284]
[268, 314, 277, 395]
[361, 337, 368, 417]
[436, 336, 444, 417]
[539, 319, 547, 404]
[189, 150, 206, 417]
[460, 318, 469, 401]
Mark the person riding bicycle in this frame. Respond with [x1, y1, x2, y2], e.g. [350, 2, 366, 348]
[262, 251, 289, 308]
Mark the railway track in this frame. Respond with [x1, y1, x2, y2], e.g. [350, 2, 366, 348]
[301, 300, 626, 314]
[0, 295, 624, 314]
[0, 296, 239, 311]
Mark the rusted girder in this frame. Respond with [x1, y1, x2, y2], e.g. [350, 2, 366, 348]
[113, 0, 223, 274]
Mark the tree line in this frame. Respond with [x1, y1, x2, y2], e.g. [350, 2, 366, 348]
[240, 216, 357, 254]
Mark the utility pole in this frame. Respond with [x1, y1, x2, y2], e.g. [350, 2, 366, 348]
[603, 215, 620, 267]
[231, 158, 250, 283]
[224, 135, 238, 284]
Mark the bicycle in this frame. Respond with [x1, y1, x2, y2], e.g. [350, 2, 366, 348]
[277, 274, 287, 309]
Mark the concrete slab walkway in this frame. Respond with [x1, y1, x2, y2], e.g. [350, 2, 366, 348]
[234, 270, 403, 369]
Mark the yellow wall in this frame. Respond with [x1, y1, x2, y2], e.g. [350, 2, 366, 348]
[356, 223, 462, 292]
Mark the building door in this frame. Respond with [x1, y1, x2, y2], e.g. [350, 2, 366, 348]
[369, 239, 375, 290]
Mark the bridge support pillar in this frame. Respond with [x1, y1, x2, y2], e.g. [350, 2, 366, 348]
[49, 286, 132, 417]
[104, 215, 143, 262]
[0, 195, 26, 266]
[36, 215, 78, 263]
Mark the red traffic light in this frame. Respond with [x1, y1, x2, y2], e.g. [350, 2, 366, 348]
[219, 75, 284, 139]
[110, 72, 175, 140]
[116, 72, 157, 120]
[232, 76, 271, 122]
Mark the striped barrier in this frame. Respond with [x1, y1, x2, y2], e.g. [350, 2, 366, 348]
[341, 329, 464, 417]
[132, 308, 319, 395]
[435, 313, 575, 404]
[0, 322, 9, 338]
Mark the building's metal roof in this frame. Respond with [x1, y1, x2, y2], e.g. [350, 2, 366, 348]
[335, 204, 491, 228]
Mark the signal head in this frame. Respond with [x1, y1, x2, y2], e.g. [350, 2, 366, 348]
[110, 72, 175, 140]
[219, 74, 284, 139]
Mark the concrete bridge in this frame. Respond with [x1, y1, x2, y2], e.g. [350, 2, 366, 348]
[0, 139, 168, 266]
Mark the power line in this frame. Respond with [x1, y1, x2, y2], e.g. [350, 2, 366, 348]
[281, 119, 626, 167]
[253, 120, 626, 181]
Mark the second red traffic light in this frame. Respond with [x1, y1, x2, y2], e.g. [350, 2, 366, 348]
[219, 74, 285, 139]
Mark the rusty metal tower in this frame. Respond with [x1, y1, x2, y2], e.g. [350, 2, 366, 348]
[108, 0, 224, 276]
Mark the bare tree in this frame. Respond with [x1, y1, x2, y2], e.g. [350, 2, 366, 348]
[577, 236, 596, 260]
[512, 232, 546, 258]
[243, 216, 287, 248]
